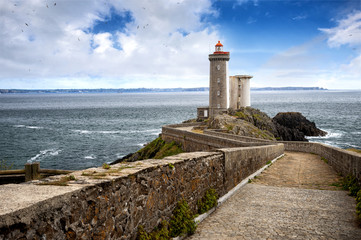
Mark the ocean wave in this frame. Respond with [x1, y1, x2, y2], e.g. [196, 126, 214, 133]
[14, 125, 44, 129]
[27, 149, 61, 163]
[84, 154, 96, 159]
[306, 129, 343, 139]
[346, 143, 361, 149]
[72, 130, 123, 134]
[72, 128, 161, 135]
[137, 143, 147, 147]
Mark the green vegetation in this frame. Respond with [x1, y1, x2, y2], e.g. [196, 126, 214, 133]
[340, 175, 361, 223]
[102, 163, 111, 169]
[346, 148, 361, 154]
[169, 199, 197, 237]
[168, 163, 175, 169]
[134, 137, 183, 161]
[137, 199, 197, 239]
[38, 175, 76, 186]
[341, 175, 360, 197]
[225, 124, 233, 132]
[356, 190, 361, 223]
[0, 159, 13, 170]
[266, 160, 272, 165]
[321, 157, 328, 164]
[248, 179, 252, 183]
[137, 220, 169, 240]
[197, 188, 218, 214]
[235, 111, 247, 119]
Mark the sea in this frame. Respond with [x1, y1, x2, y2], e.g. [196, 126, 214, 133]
[0, 90, 360, 170]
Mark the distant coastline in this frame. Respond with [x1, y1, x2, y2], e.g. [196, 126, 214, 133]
[0, 87, 328, 94]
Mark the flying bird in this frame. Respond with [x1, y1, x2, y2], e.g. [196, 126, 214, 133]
[25, 23, 29, 26]
[54, 3, 56, 6]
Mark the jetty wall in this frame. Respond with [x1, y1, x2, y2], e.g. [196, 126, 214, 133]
[0, 146, 283, 239]
[281, 141, 361, 183]
[181, 126, 360, 183]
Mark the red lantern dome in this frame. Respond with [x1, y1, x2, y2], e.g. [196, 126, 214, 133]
[214, 41, 229, 54]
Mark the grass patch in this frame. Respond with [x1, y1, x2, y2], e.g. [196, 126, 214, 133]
[341, 175, 360, 197]
[137, 199, 196, 239]
[169, 199, 197, 237]
[38, 175, 76, 186]
[248, 179, 252, 183]
[102, 163, 111, 169]
[191, 129, 204, 134]
[168, 163, 175, 169]
[137, 220, 169, 240]
[266, 160, 272, 165]
[197, 188, 218, 214]
[321, 157, 328, 164]
[346, 148, 361, 154]
[356, 190, 361, 224]
[133, 137, 184, 161]
[225, 124, 233, 132]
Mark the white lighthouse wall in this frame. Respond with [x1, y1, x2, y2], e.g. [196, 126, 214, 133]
[240, 78, 251, 107]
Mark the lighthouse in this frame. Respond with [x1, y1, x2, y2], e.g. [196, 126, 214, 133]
[197, 41, 253, 121]
[208, 41, 230, 117]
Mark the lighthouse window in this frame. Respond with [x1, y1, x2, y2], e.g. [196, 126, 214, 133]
[217, 91, 220, 96]
[217, 78, 220, 83]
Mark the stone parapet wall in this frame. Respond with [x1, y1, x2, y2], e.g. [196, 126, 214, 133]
[0, 152, 225, 240]
[281, 141, 361, 183]
[162, 125, 269, 152]
[0, 143, 284, 239]
[219, 144, 284, 192]
[204, 129, 273, 143]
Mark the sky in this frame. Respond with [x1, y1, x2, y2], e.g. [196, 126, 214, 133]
[0, 0, 360, 90]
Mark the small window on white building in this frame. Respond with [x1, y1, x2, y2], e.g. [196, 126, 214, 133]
[204, 110, 208, 117]
[217, 104, 220, 108]
[217, 91, 220, 96]
[217, 78, 220, 83]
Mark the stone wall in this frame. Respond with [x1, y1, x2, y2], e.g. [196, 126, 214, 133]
[0, 143, 284, 240]
[0, 152, 225, 240]
[162, 124, 270, 152]
[281, 141, 361, 183]
[188, 128, 360, 183]
[204, 129, 272, 143]
[219, 144, 284, 192]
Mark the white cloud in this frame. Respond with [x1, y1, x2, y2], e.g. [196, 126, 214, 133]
[319, 11, 361, 88]
[319, 11, 361, 48]
[0, 0, 219, 89]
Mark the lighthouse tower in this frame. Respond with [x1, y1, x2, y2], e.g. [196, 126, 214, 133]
[209, 41, 230, 117]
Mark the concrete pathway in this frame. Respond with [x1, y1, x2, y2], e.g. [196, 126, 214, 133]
[189, 152, 361, 240]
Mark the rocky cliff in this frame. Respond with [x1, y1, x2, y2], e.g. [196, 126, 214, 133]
[207, 107, 326, 141]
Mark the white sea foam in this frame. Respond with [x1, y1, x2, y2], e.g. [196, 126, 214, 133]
[13, 125, 43, 129]
[116, 153, 125, 159]
[72, 128, 161, 135]
[27, 149, 61, 163]
[26, 126, 44, 129]
[137, 143, 147, 147]
[72, 129, 123, 134]
[84, 154, 96, 159]
[306, 129, 343, 139]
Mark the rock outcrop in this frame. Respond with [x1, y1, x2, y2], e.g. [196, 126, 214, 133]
[208, 113, 276, 141]
[208, 108, 327, 142]
[272, 112, 327, 138]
